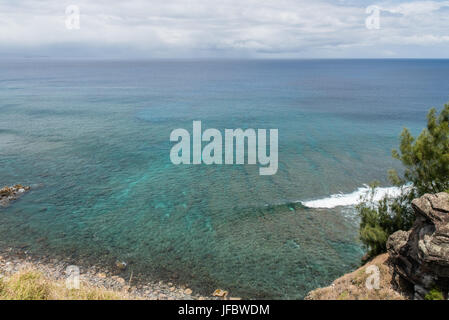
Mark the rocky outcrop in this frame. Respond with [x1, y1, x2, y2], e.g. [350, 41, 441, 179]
[387, 192, 449, 299]
[0, 185, 30, 207]
[307, 192, 449, 300]
[305, 254, 406, 300]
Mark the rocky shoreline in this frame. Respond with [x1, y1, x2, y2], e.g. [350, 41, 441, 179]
[0, 184, 236, 300]
[0, 247, 235, 300]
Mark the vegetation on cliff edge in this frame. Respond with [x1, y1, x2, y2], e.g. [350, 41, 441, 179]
[357, 102, 449, 259]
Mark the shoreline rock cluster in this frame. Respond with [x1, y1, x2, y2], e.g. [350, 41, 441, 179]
[0, 185, 30, 207]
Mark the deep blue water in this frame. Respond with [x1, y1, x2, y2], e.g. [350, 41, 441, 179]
[0, 59, 448, 299]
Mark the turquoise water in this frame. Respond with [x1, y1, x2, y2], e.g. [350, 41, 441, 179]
[0, 59, 448, 299]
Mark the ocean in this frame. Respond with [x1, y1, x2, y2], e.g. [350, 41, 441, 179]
[0, 59, 448, 299]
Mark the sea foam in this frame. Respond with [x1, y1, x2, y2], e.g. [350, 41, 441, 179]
[301, 185, 404, 209]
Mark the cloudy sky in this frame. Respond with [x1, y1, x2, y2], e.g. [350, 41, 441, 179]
[1, 0, 449, 58]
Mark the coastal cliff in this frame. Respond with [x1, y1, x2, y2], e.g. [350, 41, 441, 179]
[307, 192, 449, 300]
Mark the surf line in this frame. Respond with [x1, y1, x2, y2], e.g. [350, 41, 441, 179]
[169, 121, 278, 175]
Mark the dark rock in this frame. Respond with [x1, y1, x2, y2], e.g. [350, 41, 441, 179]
[387, 192, 449, 299]
[115, 260, 127, 271]
[0, 185, 31, 207]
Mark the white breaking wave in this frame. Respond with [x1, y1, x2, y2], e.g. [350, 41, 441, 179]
[301, 185, 405, 209]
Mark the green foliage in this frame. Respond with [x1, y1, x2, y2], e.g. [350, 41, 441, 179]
[357, 182, 413, 258]
[358, 103, 449, 259]
[390, 103, 449, 196]
[425, 288, 444, 300]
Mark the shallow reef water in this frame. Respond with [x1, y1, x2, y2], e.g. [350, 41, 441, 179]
[1, 59, 448, 298]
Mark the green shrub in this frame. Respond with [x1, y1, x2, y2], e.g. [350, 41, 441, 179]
[425, 288, 444, 300]
[357, 183, 413, 258]
[389, 103, 449, 196]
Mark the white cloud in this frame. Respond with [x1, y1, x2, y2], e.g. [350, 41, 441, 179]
[0, 0, 448, 58]
[379, 0, 449, 15]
